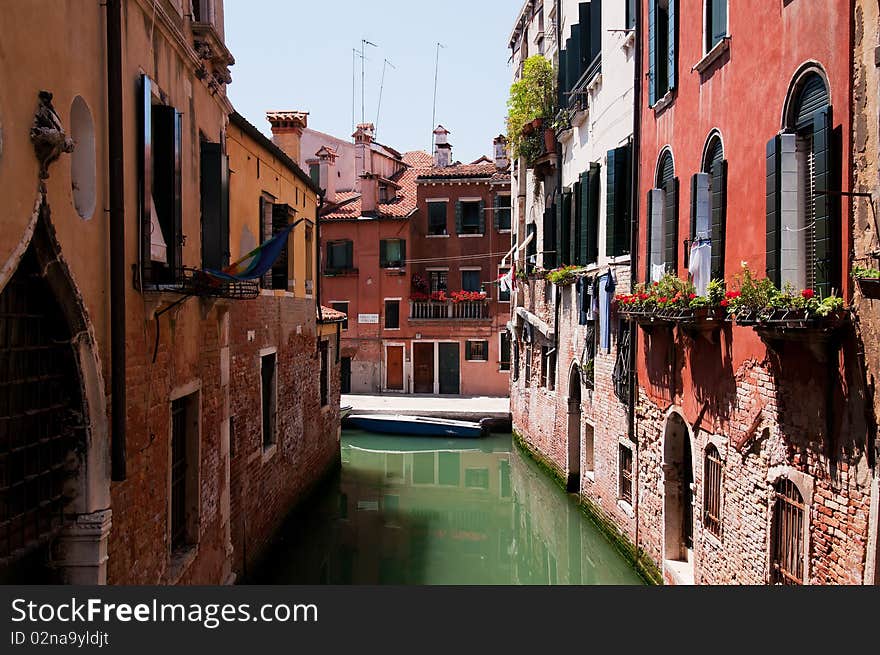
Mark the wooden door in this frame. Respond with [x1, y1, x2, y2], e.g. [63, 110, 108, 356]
[438, 342, 460, 395]
[340, 357, 351, 394]
[386, 346, 404, 391]
[413, 343, 434, 394]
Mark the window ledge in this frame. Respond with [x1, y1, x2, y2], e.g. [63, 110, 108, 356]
[609, 254, 631, 266]
[261, 443, 278, 464]
[498, 229, 512, 234]
[167, 544, 199, 584]
[458, 233, 484, 238]
[617, 499, 635, 519]
[621, 28, 636, 52]
[652, 90, 675, 114]
[692, 36, 730, 74]
[584, 470, 595, 483]
[426, 234, 451, 239]
[704, 529, 723, 549]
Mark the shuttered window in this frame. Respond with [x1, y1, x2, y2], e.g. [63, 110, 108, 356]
[543, 205, 557, 269]
[380, 239, 406, 268]
[327, 240, 354, 272]
[428, 201, 447, 235]
[648, 0, 676, 106]
[647, 150, 676, 281]
[200, 141, 229, 271]
[705, 0, 728, 52]
[606, 144, 632, 257]
[271, 203, 292, 290]
[561, 2, 603, 111]
[495, 194, 511, 231]
[457, 200, 484, 235]
[579, 163, 600, 265]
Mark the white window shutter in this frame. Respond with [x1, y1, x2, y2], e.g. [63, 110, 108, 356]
[650, 188, 666, 282]
[779, 133, 801, 288]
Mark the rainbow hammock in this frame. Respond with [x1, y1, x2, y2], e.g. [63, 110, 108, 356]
[205, 222, 297, 281]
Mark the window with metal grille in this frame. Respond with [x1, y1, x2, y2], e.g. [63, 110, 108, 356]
[500, 332, 511, 371]
[612, 320, 631, 404]
[466, 340, 488, 362]
[429, 270, 448, 293]
[0, 250, 82, 564]
[170, 397, 189, 551]
[770, 479, 805, 585]
[581, 322, 596, 390]
[619, 444, 633, 504]
[703, 445, 722, 537]
[261, 352, 277, 448]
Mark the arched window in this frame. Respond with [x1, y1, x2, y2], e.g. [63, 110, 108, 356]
[767, 71, 837, 297]
[70, 96, 96, 219]
[689, 134, 727, 293]
[646, 149, 678, 282]
[770, 478, 805, 585]
[702, 444, 722, 537]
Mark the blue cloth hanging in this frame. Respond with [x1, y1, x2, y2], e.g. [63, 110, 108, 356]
[599, 271, 616, 352]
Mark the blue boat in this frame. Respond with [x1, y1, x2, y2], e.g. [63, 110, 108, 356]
[344, 414, 487, 438]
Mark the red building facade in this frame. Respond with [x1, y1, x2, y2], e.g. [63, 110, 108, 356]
[633, 0, 869, 584]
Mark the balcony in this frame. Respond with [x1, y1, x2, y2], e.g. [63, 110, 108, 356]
[409, 300, 490, 321]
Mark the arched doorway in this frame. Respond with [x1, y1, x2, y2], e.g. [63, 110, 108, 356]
[663, 412, 694, 579]
[566, 365, 581, 492]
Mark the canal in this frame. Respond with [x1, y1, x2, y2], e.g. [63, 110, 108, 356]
[250, 431, 644, 585]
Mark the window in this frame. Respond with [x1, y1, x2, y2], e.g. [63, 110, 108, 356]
[305, 224, 314, 294]
[309, 163, 320, 187]
[170, 391, 199, 552]
[703, 445, 722, 537]
[619, 444, 633, 504]
[140, 75, 182, 286]
[647, 150, 678, 282]
[466, 340, 488, 361]
[191, 0, 214, 24]
[525, 345, 532, 383]
[331, 301, 349, 330]
[200, 140, 229, 270]
[557, 1, 602, 112]
[384, 300, 400, 329]
[512, 340, 520, 381]
[705, 0, 728, 53]
[269, 203, 292, 290]
[582, 321, 597, 390]
[770, 479, 805, 585]
[612, 320, 631, 404]
[380, 239, 406, 268]
[326, 240, 354, 272]
[540, 346, 556, 390]
[465, 468, 490, 490]
[606, 143, 633, 257]
[428, 201, 447, 235]
[648, 0, 676, 106]
[626, 0, 636, 29]
[457, 200, 483, 235]
[319, 341, 329, 407]
[768, 72, 836, 297]
[495, 194, 512, 231]
[690, 135, 726, 286]
[500, 332, 511, 371]
[576, 163, 601, 265]
[429, 270, 448, 293]
[498, 267, 511, 302]
[461, 269, 482, 292]
[261, 352, 277, 448]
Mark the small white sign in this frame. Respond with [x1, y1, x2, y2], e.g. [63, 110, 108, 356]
[358, 314, 380, 324]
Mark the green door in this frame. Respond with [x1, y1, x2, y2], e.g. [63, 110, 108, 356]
[438, 343, 460, 395]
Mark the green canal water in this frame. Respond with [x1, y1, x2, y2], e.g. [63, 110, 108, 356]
[251, 431, 644, 585]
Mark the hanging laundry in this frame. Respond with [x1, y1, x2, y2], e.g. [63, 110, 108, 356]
[651, 263, 665, 283]
[591, 276, 600, 319]
[599, 271, 616, 352]
[689, 240, 712, 296]
[576, 276, 593, 325]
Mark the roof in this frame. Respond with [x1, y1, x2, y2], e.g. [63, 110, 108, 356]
[417, 161, 504, 180]
[322, 151, 433, 221]
[229, 112, 322, 196]
[318, 305, 347, 323]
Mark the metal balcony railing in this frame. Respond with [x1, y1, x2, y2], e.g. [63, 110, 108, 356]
[409, 300, 490, 320]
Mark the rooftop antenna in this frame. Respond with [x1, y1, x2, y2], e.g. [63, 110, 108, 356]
[361, 39, 378, 124]
[375, 58, 396, 138]
[351, 48, 357, 133]
[431, 42, 446, 153]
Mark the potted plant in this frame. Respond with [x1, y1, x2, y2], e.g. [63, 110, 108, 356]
[854, 264, 880, 299]
[506, 55, 557, 161]
[545, 265, 582, 286]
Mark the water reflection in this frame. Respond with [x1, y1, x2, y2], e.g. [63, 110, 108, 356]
[251, 432, 643, 585]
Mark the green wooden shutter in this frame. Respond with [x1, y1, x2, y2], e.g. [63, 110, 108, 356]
[627, 0, 636, 30]
[585, 163, 600, 264]
[493, 195, 500, 230]
[645, 190, 653, 283]
[579, 2, 591, 73]
[574, 180, 584, 265]
[812, 105, 834, 298]
[379, 239, 388, 268]
[606, 148, 618, 257]
[766, 135, 781, 286]
[648, 0, 656, 105]
[566, 31, 580, 93]
[271, 203, 290, 289]
[711, 0, 727, 48]
[455, 201, 463, 234]
[663, 177, 678, 274]
[607, 143, 632, 257]
[543, 206, 557, 268]
[689, 174, 698, 242]
[555, 201, 563, 268]
[558, 49, 568, 108]
[589, 0, 602, 64]
[668, 0, 677, 92]
[345, 240, 353, 269]
[710, 159, 727, 280]
[562, 191, 572, 265]
[478, 199, 486, 234]
[400, 240, 406, 267]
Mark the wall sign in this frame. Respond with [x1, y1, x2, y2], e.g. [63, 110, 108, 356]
[358, 314, 379, 324]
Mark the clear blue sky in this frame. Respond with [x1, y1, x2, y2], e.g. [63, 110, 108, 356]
[225, 0, 523, 163]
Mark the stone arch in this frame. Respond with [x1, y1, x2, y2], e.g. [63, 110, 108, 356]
[566, 362, 581, 492]
[781, 62, 831, 131]
[654, 146, 675, 187]
[662, 409, 695, 578]
[0, 202, 110, 584]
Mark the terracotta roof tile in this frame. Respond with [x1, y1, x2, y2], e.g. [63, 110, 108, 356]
[318, 305, 347, 323]
[417, 161, 500, 180]
[402, 150, 434, 167]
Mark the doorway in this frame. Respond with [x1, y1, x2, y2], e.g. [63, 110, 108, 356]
[663, 413, 694, 581]
[566, 365, 581, 492]
[340, 357, 351, 394]
[438, 343, 460, 395]
[385, 346, 404, 391]
[413, 343, 434, 394]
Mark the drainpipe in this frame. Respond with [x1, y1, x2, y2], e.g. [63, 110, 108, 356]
[107, 0, 126, 481]
[316, 193, 324, 352]
[629, 0, 643, 569]
[553, 0, 562, 383]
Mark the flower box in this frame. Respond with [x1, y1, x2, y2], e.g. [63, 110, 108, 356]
[856, 277, 880, 299]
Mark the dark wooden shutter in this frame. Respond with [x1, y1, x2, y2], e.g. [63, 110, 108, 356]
[577, 175, 588, 265]
[526, 222, 538, 272]
[812, 105, 834, 297]
[455, 201, 463, 234]
[543, 206, 557, 268]
[710, 159, 727, 280]
[585, 163, 600, 264]
[345, 240, 353, 269]
[579, 2, 591, 72]
[139, 74, 153, 283]
[478, 199, 486, 234]
[607, 148, 619, 257]
[200, 141, 229, 270]
[558, 49, 568, 109]
[606, 144, 632, 258]
[667, 0, 677, 92]
[566, 29, 580, 91]
[645, 189, 653, 283]
[173, 112, 183, 275]
[663, 177, 678, 274]
[711, 0, 727, 47]
[648, 0, 656, 105]
[627, 0, 636, 29]
[766, 135, 781, 286]
[555, 201, 564, 267]
[271, 204, 290, 289]
[589, 0, 602, 63]
[379, 239, 388, 268]
[562, 191, 572, 265]
[400, 240, 406, 268]
[493, 195, 501, 230]
[152, 105, 178, 279]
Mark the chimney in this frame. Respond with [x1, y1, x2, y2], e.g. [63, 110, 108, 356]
[353, 123, 375, 183]
[360, 173, 378, 215]
[493, 134, 509, 170]
[315, 146, 338, 203]
[266, 111, 309, 162]
[433, 125, 452, 167]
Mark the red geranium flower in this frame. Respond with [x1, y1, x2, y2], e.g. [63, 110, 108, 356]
[720, 299, 729, 307]
[802, 289, 815, 299]
[659, 296, 668, 303]
[688, 293, 697, 300]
